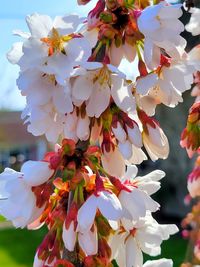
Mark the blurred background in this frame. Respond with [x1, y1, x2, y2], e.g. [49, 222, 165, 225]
[0, 0, 199, 266]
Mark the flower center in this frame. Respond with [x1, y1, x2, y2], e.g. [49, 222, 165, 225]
[93, 66, 111, 88]
[41, 28, 72, 56]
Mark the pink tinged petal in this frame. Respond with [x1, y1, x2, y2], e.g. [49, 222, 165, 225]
[186, 9, 200, 36]
[161, 19, 184, 33]
[77, 195, 97, 232]
[33, 252, 44, 267]
[28, 217, 44, 230]
[136, 74, 158, 96]
[118, 140, 133, 160]
[138, 182, 160, 196]
[62, 221, 76, 251]
[143, 259, 173, 267]
[147, 125, 165, 147]
[159, 5, 183, 19]
[128, 145, 147, 165]
[108, 220, 119, 230]
[53, 85, 73, 114]
[123, 165, 138, 181]
[189, 45, 200, 62]
[138, 5, 161, 34]
[143, 38, 160, 70]
[13, 29, 31, 38]
[21, 160, 54, 186]
[156, 223, 179, 240]
[126, 237, 143, 267]
[86, 83, 110, 118]
[123, 42, 136, 63]
[119, 189, 146, 221]
[54, 15, 82, 35]
[97, 191, 123, 221]
[45, 122, 63, 143]
[27, 119, 48, 137]
[188, 179, 200, 198]
[19, 38, 48, 71]
[121, 217, 135, 232]
[76, 116, 90, 141]
[7, 42, 23, 64]
[27, 205, 44, 226]
[64, 112, 78, 142]
[40, 53, 73, 82]
[140, 192, 160, 212]
[135, 169, 165, 195]
[139, 170, 165, 182]
[143, 126, 169, 161]
[101, 148, 126, 178]
[83, 28, 98, 50]
[110, 43, 124, 66]
[111, 75, 136, 114]
[109, 233, 126, 267]
[66, 38, 91, 64]
[26, 13, 52, 38]
[127, 124, 142, 148]
[72, 74, 93, 101]
[138, 95, 157, 116]
[1, 181, 38, 228]
[136, 230, 162, 256]
[107, 64, 126, 77]
[78, 226, 98, 255]
[90, 119, 102, 143]
[112, 122, 127, 143]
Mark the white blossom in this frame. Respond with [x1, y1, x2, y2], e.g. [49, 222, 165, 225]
[77, 190, 123, 232]
[110, 213, 178, 267]
[72, 62, 136, 118]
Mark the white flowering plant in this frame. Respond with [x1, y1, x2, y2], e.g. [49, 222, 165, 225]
[1, 0, 200, 266]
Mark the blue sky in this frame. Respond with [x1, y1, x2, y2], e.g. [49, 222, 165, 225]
[0, 0, 95, 110]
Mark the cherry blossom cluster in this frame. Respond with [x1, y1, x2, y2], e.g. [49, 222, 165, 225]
[0, 0, 199, 266]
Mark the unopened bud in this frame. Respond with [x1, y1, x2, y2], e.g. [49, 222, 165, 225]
[99, 24, 116, 40]
[106, 0, 119, 10]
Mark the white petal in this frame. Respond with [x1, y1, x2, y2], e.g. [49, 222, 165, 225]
[136, 74, 158, 96]
[54, 15, 81, 35]
[7, 42, 23, 64]
[119, 189, 146, 221]
[126, 237, 143, 267]
[72, 74, 93, 101]
[123, 42, 136, 63]
[127, 124, 142, 148]
[98, 191, 123, 221]
[123, 165, 138, 181]
[76, 116, 90, 141]
[77, 195, 97, 232]
[128, 145, 147, 165]
[111, 75, 136, 114]
[110, 42, 123, 66]
[33, 251, 44, 267]
[143, 259, 173, 267]
[118, 140, 133, 160]
[62, 221, 76, 252]
[101, 148, 125, 178]
[86, 82, 110, 118]
[78, 226, 98, 255]
[112, 122, 127, 143]
[26, 13, 52, 38]
[53, 85, 73, 114]
[21, 161, 54, 186]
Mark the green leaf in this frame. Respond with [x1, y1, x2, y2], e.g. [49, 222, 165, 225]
[112, 259, 120, 267]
